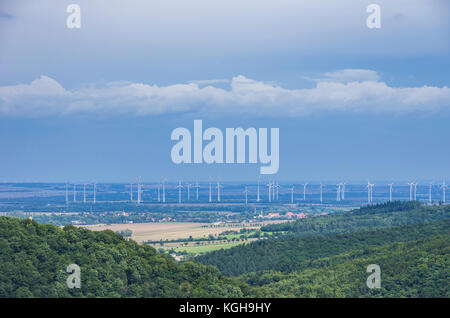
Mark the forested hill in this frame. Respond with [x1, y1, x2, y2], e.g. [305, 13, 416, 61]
[0, 217, 252, 298]
[196, 218, 450, 276]
[1, 202, 449, 298]
[196, 203, 450, 276]
[241, 234, 449, 297]
[260, 201, 449, 236]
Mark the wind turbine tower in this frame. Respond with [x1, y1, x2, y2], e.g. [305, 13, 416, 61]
[157, 183, 161, 202]
[73, 184, 76, 202]
[290, 186, 294, 204]
[130, 183, 133, 202]
[267, 182, 272, 203]
[256, 178, 261, 202]
[370, 183, 374, 202]
[366, 182, 374, 203]
[194, 180, 200, 200]
[65, 182, 69, 204]
[162, 180, 166, 203]
[336, 183, 341, 202]
[320, 183, 323, 203]
[187, 183, 191, 201]
[93, 183, 96, 204]
[413, 182, 418, 201]
[137, 177, 142, 204]
[428, 182, 433, 203]
[303, 183, 308, 201]
[177, 181, 183, 204]
[217, 181, 223, 202]
[244, 186, 249, 205]
[341, 182, 346, 200]
[388, 182, 394, 202]
[271, 181, 275, 201]
[407, 182, 414, 201]
[83, 184, 86, 203]
[209, 182, 212, 203]
[441, 179, 447, 203]
[275, 181, 280, 201]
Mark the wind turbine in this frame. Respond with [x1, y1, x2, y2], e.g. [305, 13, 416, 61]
[275, 181, 280, 201]
[267, 182, 272, 203]
[366, 181, 374, 203]
[65, 182, 69, 204]
[93, 183, 97, 204]
[137, 177, 142, 204]
[73, 184, 76, 202]
[303, 183, 308, 201]
[187, 183, 191, 201]
[194, 180, 200, 201]
[413, 182, 418, 201]
[216, 180, 223, 202]
[388, 182, 394, 202]
[428, 182, 433, 203]
[256, 177, 261, 202]
[177, 180, 183, 204]
[157, 182, 161, 202]
[272, 181, 275, 201]
[441, 179, 447, 203]
[341, 182, 346, 200]
[320, 183, 323, 203]
[290, 186, 294, 204]
[336, 183, 341, 202]
[83, 183, 86, 203]
[407, 181, 414, 201]
[370, 183, 375, 202]
[130, 183, 133, 202]
[162, 179, 166, 203]
[209, 182, 212, 203]
[244, 186, 249, 205]
[140, 179, 143, 204]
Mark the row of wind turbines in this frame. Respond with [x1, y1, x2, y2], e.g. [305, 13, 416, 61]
[64, 179, 447, 205]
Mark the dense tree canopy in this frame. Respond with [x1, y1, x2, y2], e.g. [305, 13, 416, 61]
[196, 202, 449, 297]
[241, 235, 449, 297]
[261, 201, 448, 236]
[197, 219, 449, 275]
[0, 217, 252, 298]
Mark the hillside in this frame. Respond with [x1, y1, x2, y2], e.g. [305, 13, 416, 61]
[196, 218, 450, 276]
[241, 234, 449, 297]
[0, 217, 252, 298]
[1, 202, 448, 298]
[261, 201, 449, 236]
[196, 203, 450, 276]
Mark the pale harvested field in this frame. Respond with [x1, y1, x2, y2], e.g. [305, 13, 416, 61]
[84, 220, 287, 243]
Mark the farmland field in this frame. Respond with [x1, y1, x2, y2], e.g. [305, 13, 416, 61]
[84, 221, 286, 243]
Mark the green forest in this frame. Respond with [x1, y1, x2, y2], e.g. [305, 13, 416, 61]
[0, 201, 449, 297]
[197, 219, 450, 275]
[0, 217, 253, 297]
[196, 202, 449, 297]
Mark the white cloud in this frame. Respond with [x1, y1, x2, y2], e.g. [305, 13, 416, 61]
[0, 70, 449, 117]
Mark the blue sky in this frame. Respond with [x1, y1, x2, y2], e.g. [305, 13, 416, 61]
[0, 0, 449, 182]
